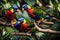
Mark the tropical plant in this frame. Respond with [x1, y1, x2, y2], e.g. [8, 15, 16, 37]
[0, 0, 60, 40]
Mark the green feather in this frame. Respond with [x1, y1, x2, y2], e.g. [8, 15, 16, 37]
[33, 9, 44, 16]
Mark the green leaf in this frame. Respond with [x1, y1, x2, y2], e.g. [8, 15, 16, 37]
[58, 3, 60, 12]
[51, 22, 60, 31]
[13, 0, 17, 4]
[24, 0, 36, 6]
[49, 0, 60, 19]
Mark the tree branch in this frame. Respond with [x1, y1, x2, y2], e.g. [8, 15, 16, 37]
[0, 21, 60, 34]
[11, 32, 31, 36]
[0, 21, 11, 26]
[43, 22, 54, 25]
[34, 22, 60, 34]
[0, 21, 54, 26]
[52, 17, 60, 22]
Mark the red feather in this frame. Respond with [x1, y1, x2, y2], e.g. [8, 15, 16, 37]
[19, 24, 30, 32]
[28, 8, 35, 18]
[4, 9, 15, 22]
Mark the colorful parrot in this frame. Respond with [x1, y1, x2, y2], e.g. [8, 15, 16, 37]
[3, 9, 15, 22]
[3, 5, 19, 23]
[13, 18, 36, 32]
[22, 4, 37, 20]
[21, 4, 52, 22]
[21, 4, 44, 21]
[14, 18, 30, 32]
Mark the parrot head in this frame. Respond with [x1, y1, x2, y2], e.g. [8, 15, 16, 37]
[22, 4, 28, 11]
[22, 4, 31, 11]
[11, 5, 18, 12]
[18, 18, 26, 24]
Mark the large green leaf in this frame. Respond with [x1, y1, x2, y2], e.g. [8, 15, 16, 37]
[24, 0, 36, 6]
[51, 22, 60, 31]
[58, 3, 60, 12]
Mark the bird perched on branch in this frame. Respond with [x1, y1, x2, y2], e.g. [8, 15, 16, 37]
[14, 18, 30, 32]
[11, 18, 35, 32]
[21, 4, 52, 22]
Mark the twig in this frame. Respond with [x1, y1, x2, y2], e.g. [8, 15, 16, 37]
[34, 22, 60, 34]
[0, 21, 11, 26]
[52, 17, 60, 22]
[43, 22, 54, 25]
[11, 32, 31, 36]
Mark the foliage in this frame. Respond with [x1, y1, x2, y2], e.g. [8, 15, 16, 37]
[49, 0, 60, 19]
[24, 0, 36, 6]
[0, 0, 60, 40]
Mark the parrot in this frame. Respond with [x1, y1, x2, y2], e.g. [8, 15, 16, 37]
[22, 4, 35, 22]
[14, 18, 30, 32]
[21, 4, 52, 21]
[14, 18, 36, 32]
[3, 9, 15, 22]
[21, 4, 44, 21]
[21, 4, 54, 26]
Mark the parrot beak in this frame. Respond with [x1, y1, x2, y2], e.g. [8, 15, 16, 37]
[43, 11, 46, 15]
[18, 21, 21, 24]
[16, 9, 19, 12]
[22, 8, 24, 12]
